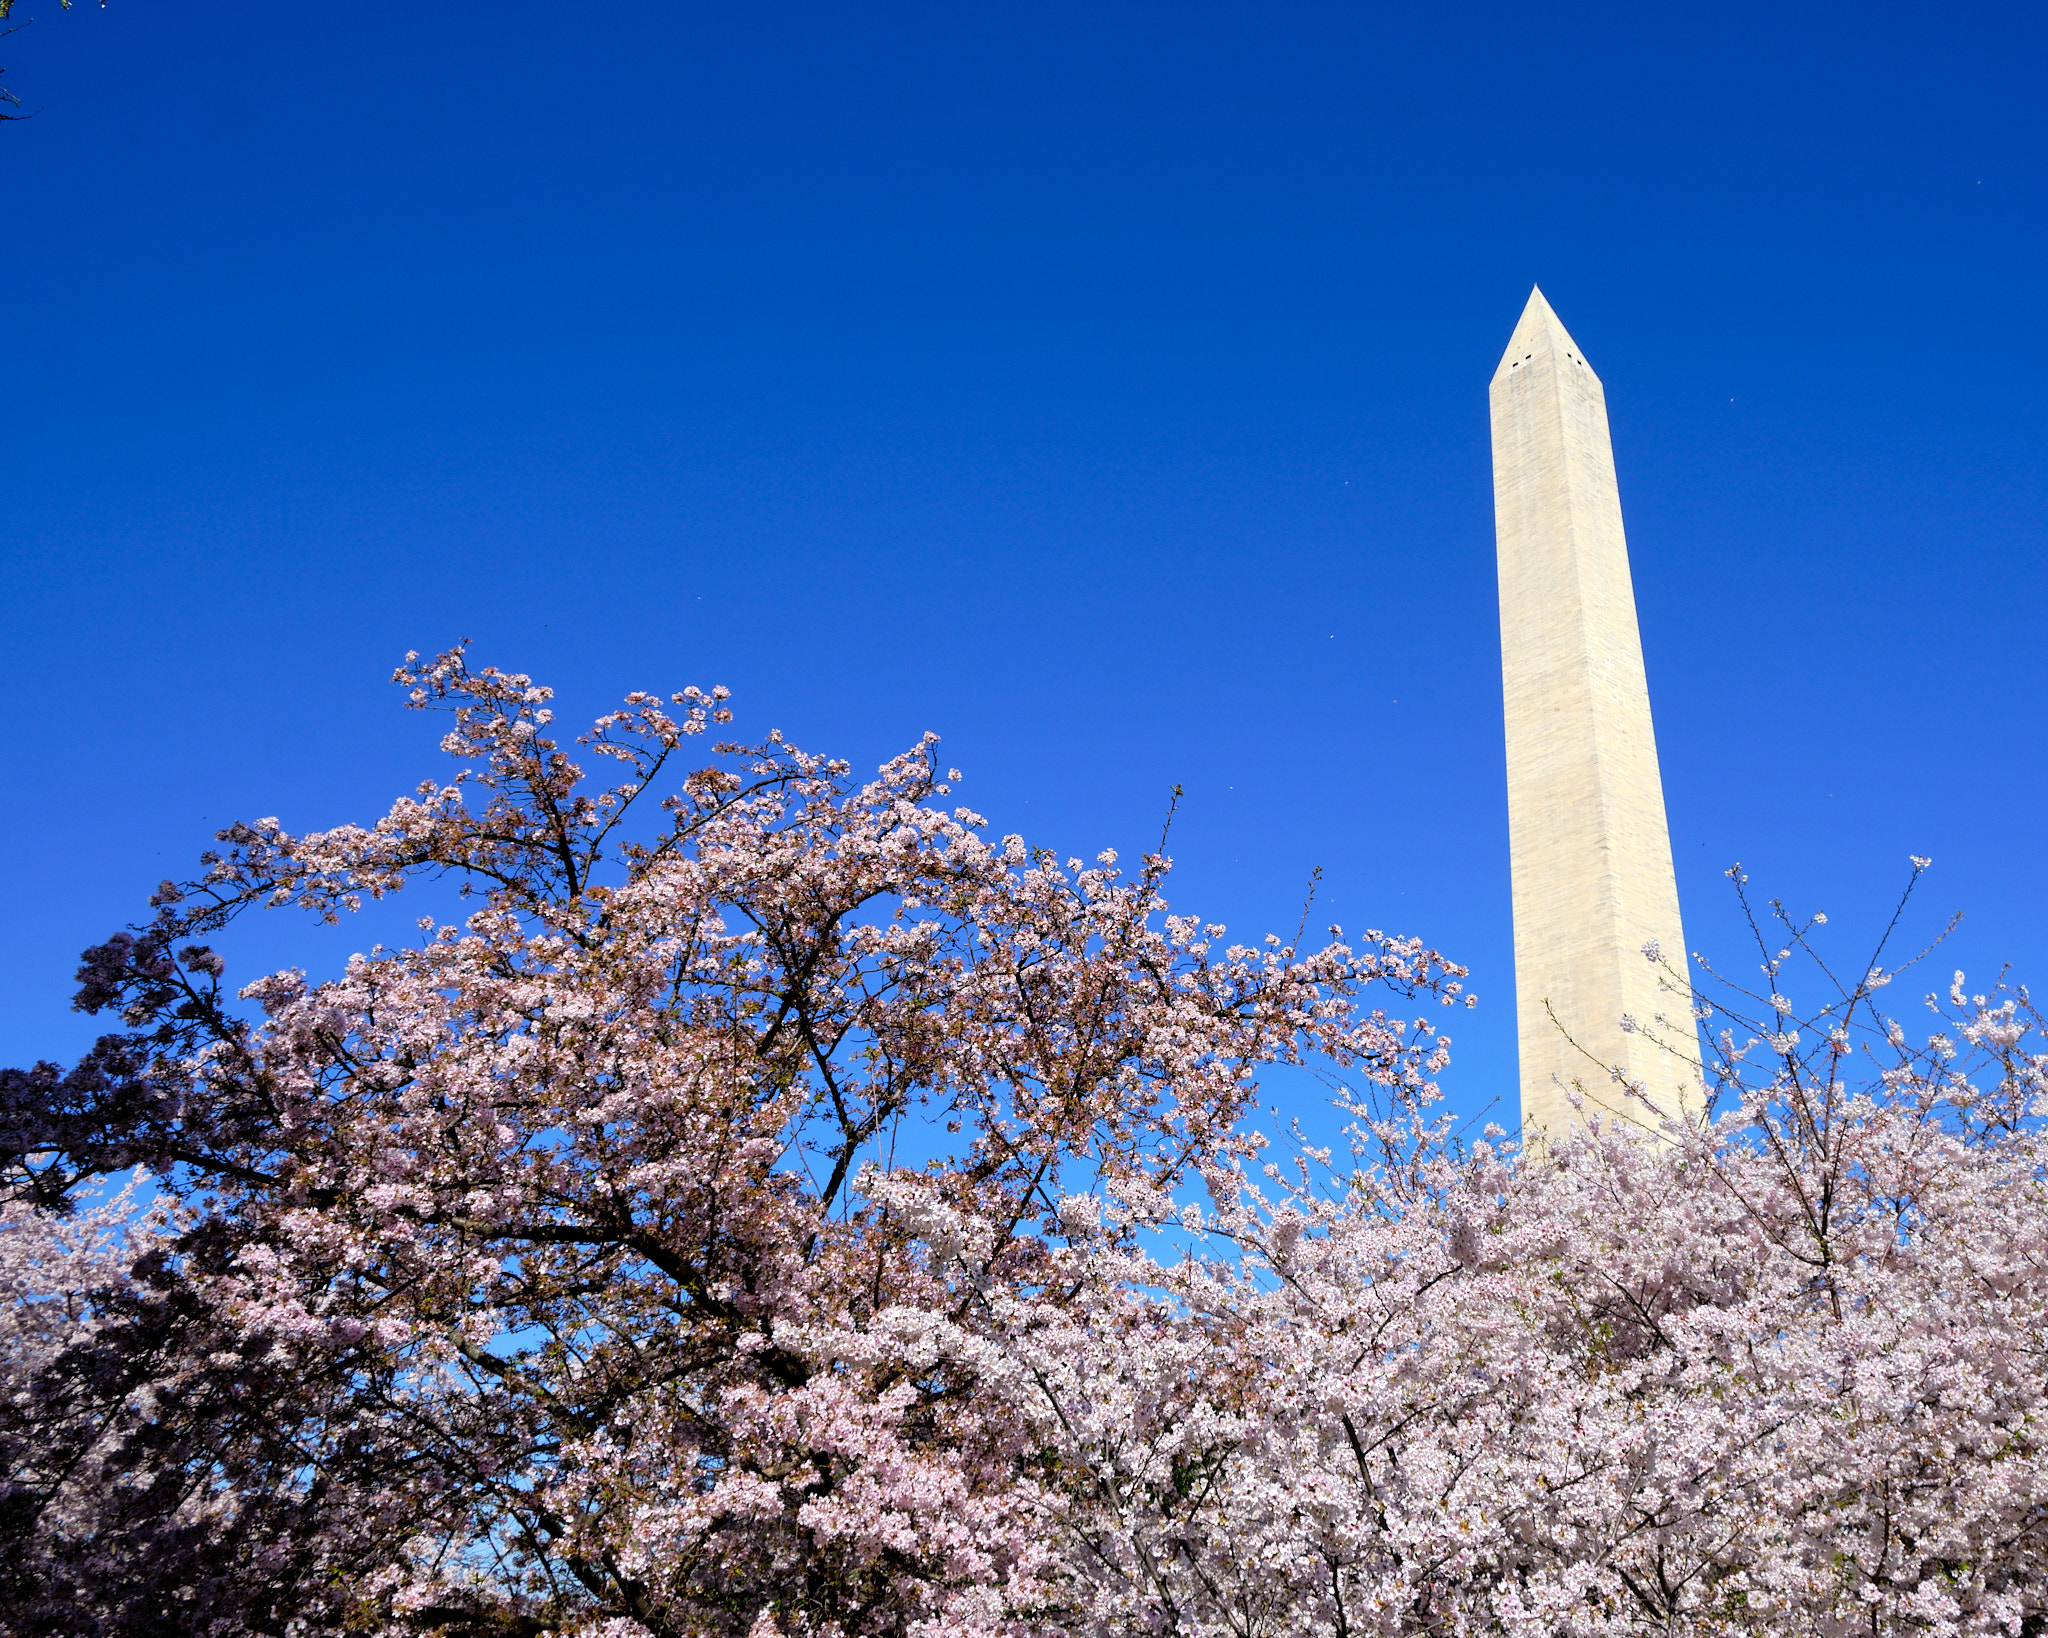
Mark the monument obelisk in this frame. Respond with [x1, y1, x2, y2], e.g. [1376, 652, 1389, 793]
[1491, 287, 1692, 1135]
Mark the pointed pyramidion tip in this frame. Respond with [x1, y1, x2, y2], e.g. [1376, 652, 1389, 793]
[1492, 286, 1598, 387]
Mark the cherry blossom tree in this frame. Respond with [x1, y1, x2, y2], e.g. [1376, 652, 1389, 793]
[0, 648, 1464, 1637]
[3, 649, 2043, 1638]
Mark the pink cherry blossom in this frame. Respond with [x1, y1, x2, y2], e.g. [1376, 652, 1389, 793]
[2, 649, 2041, 1638]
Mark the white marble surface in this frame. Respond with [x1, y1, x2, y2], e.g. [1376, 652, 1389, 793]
[1491, 288, 1696, 1138]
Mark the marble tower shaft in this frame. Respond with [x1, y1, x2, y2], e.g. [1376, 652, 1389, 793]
[1490, 288, 1691, 1134]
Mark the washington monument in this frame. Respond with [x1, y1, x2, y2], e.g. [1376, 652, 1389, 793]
[1490, 288, 1692, 1136]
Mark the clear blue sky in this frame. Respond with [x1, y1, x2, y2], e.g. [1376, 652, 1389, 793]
[5, 2, 2043, 1119]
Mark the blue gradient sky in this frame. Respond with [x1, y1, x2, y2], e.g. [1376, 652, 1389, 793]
[5, 2, 2043, 1120]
